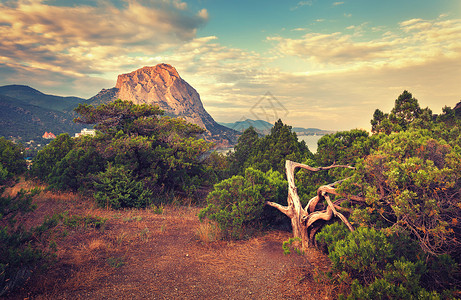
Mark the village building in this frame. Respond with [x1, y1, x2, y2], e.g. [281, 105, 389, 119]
[42, 132, 56, 139]
[74, 128, 96, 138]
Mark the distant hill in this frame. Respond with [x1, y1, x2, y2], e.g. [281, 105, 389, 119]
[0, 85, 83, 112]
[218, 119, 274, 135]
[0, 85, 86, 141]
[219, 119, 335, 136]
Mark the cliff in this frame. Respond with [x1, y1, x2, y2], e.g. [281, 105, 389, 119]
[88, 64, 237, 146]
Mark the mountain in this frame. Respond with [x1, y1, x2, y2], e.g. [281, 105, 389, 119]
[219, 119, 335, 136]
[0, 85, 83, 112]
[87, 64, 238, 146]
[0, 86, 86, 141]
[218, 119, 274, 135]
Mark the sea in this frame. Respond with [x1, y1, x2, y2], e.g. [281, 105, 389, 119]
[216, 134, 323, 155]
[298, 135, 323, 153]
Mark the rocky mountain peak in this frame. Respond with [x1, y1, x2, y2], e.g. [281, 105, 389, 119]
[89, 63, 238, 146]
[115, 64, 180, 92]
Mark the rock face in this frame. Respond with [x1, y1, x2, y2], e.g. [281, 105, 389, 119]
[88, 64, 237, 146]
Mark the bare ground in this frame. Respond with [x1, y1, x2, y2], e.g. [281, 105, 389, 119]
[4, 181, 335, 299]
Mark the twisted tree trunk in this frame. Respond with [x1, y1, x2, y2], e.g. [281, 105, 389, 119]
[266, 160, 363, 251]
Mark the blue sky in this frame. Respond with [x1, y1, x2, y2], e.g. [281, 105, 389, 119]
[1, 0, 460, 130]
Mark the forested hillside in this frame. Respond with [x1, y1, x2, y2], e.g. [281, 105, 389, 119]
[0, 85, 85, 140]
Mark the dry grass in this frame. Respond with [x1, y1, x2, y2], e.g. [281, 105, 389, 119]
[196, 221, 222, 242]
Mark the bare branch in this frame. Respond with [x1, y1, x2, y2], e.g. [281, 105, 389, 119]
[265, 201, 293, 218]
[306, 207, 333, 227]
[290, 161, 356, 172]
[305, 195, 319, 213]
[324, 194, 354, 232]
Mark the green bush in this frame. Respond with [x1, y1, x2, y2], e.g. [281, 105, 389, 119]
[29, 133, 74, 181]
[315, 222, 350, 254]
[329, 227, 394, 284]
[199, 167, 287, 239]
[0, 186, 49, 296]
[346, 277, 440, 300]
[93, 164, 153, 209]
[48, 147, 104, 191]
[0, 137, 26, 180]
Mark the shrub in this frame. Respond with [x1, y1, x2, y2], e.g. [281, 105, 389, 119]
[93, 164, 153, 209]
[198, 167, 287, 239]
[315, 222, 350, 254]
[29, 133, 74, 181]
[0, 137, 26, 180]
[329, 227, 394, 285]
[0, 186, 48, 296]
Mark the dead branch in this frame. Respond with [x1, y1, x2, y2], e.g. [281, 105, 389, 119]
[266, 160, 362, 250]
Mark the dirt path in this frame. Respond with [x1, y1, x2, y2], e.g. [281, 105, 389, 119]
[6, 186, 334, 299]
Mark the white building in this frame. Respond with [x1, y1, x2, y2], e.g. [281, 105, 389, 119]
[75, 128, 96, 138]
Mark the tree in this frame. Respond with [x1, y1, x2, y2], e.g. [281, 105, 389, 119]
[339, 130, 461, 257]
[246, 119, 312, 174]
[371, 90, 424, 134]
[29, 133, 74, 181]
[73, 99, 164, 135]
[391, 90, 421, 129]
[0, 137, 26, 179]
[32, 100, 215, 203]
[227, 126, 259, 175]
[265, 160, 361, 251]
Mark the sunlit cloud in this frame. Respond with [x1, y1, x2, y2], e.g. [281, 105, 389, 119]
[0, 0, 208, 76]
[267, 17, 461, 70]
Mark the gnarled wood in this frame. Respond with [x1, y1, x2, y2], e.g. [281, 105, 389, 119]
[266, 160, 360, 251]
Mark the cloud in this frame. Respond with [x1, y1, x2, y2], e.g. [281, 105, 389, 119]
[291, 1, 314, 11]
[267, 17, 461, 69]
[0, 0, 208, 76]
[333, 2, 344, 6]
[268, 33, 390, 65]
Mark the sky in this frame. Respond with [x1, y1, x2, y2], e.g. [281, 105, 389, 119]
[1, 0, 460, 131]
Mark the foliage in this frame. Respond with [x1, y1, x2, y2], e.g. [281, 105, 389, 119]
[48, 146, 104, 191]
[315, 222, 350, 254]
[315, 129, 375, 167]
[339, 130, 461, 257]
[199, 167, 287, 239]
[31, 100, 214, 205]
[323, 224, 458, 299]
[228, 120, 313, 176]
[62, 214, 107, 230]
[93, 164, 153, 209]
[248, 120, 313, 174]
[29, 133, 75, 181]
[282, 237, 303, 255]
[0, 184, 50, 296]
[0, 137, 26, 180]
[227, 126, 259, 175]
[329, 227, 395, 284]
[371, 90, 423, 134]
